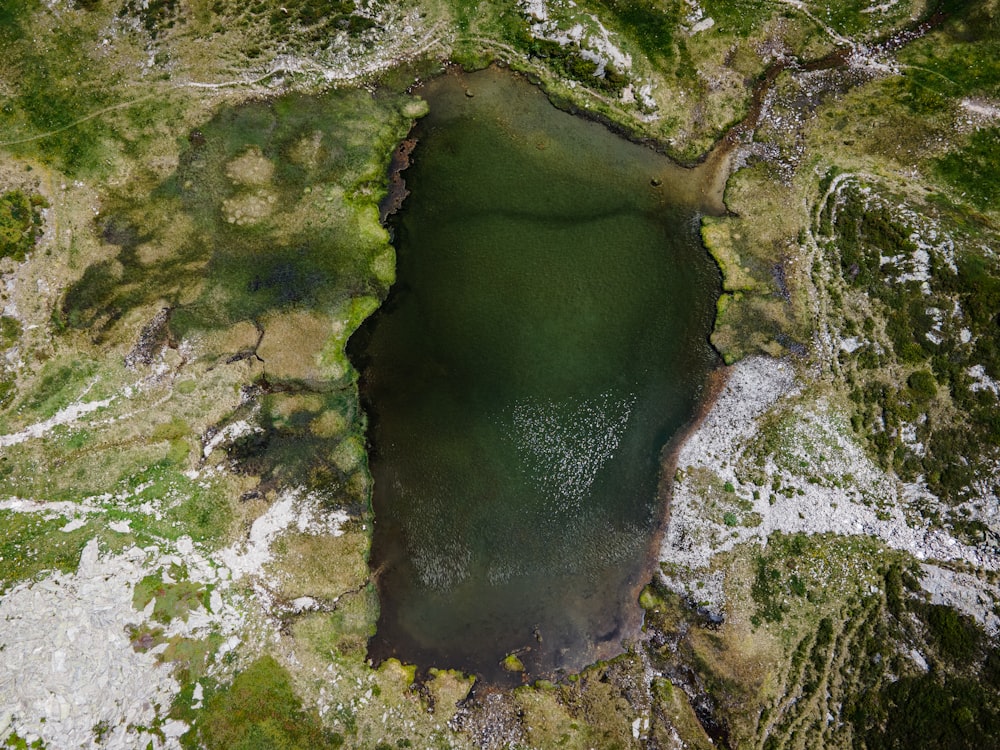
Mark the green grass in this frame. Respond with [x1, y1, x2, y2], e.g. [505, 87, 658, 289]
[0, 0, 38, 42]
[183, 655, 341, 750]
[700, 0, 774, 36]
[3, 732, 47, 749]
[120, 0, 181, 38]
[922, 603, 983, 664]
[523, 36, 629, 94]
[0, 316, 22, 350]
[586, 0, 680, 63]
[936, 127, 1000, 210]
[852, 674, 1000, 749]
[0, 190, 48, 261]
[17, 359, 98, 420]
[898, 2, 1000, 104]
[0, 512, 93, 591]
[906, 369, 937, 401]
[0, 19, 121, 175]
[828, 183, 1000, 501]
[730, 535, 999, 748]
[133, 567, 212, 624]
[117, 463, 234, 544]
[814, 0, 903, 38]
[0, 421, 196, 507]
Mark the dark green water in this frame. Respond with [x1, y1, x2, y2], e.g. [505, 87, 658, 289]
[352, 67, 720, 682]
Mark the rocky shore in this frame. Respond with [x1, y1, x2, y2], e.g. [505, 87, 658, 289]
[660, 356, 1000, 630]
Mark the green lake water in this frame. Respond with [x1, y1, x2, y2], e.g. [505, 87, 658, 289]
[351, 67, 720, 682]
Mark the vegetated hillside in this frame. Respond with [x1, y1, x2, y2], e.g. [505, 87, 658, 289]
[0, 0, 997, 748]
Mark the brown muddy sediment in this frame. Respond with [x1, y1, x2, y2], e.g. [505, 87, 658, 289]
[647, 364, 731, 567]
[612, 365, 732, 676]
[379, 136, 418, 224]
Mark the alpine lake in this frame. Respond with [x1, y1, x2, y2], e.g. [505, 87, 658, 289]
[350, 66, 722, 683]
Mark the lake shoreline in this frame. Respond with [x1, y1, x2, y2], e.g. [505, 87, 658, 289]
[360, 64, 722, 683]
[628, 362, 731, 622]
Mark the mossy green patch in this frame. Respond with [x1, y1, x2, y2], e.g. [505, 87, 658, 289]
[2, 731, 47, 749]
[185, 655, 338, 750]
[0, 511, 93, 592]
[0, 315, 22, 350]
[502, 653, 525, 672]
[0, 190, 47, 261]
[936, 127, 1000, 210]
[318, 295, 381, 382]
[701, 164, 810, 362]
[133, 567, 212, 624]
